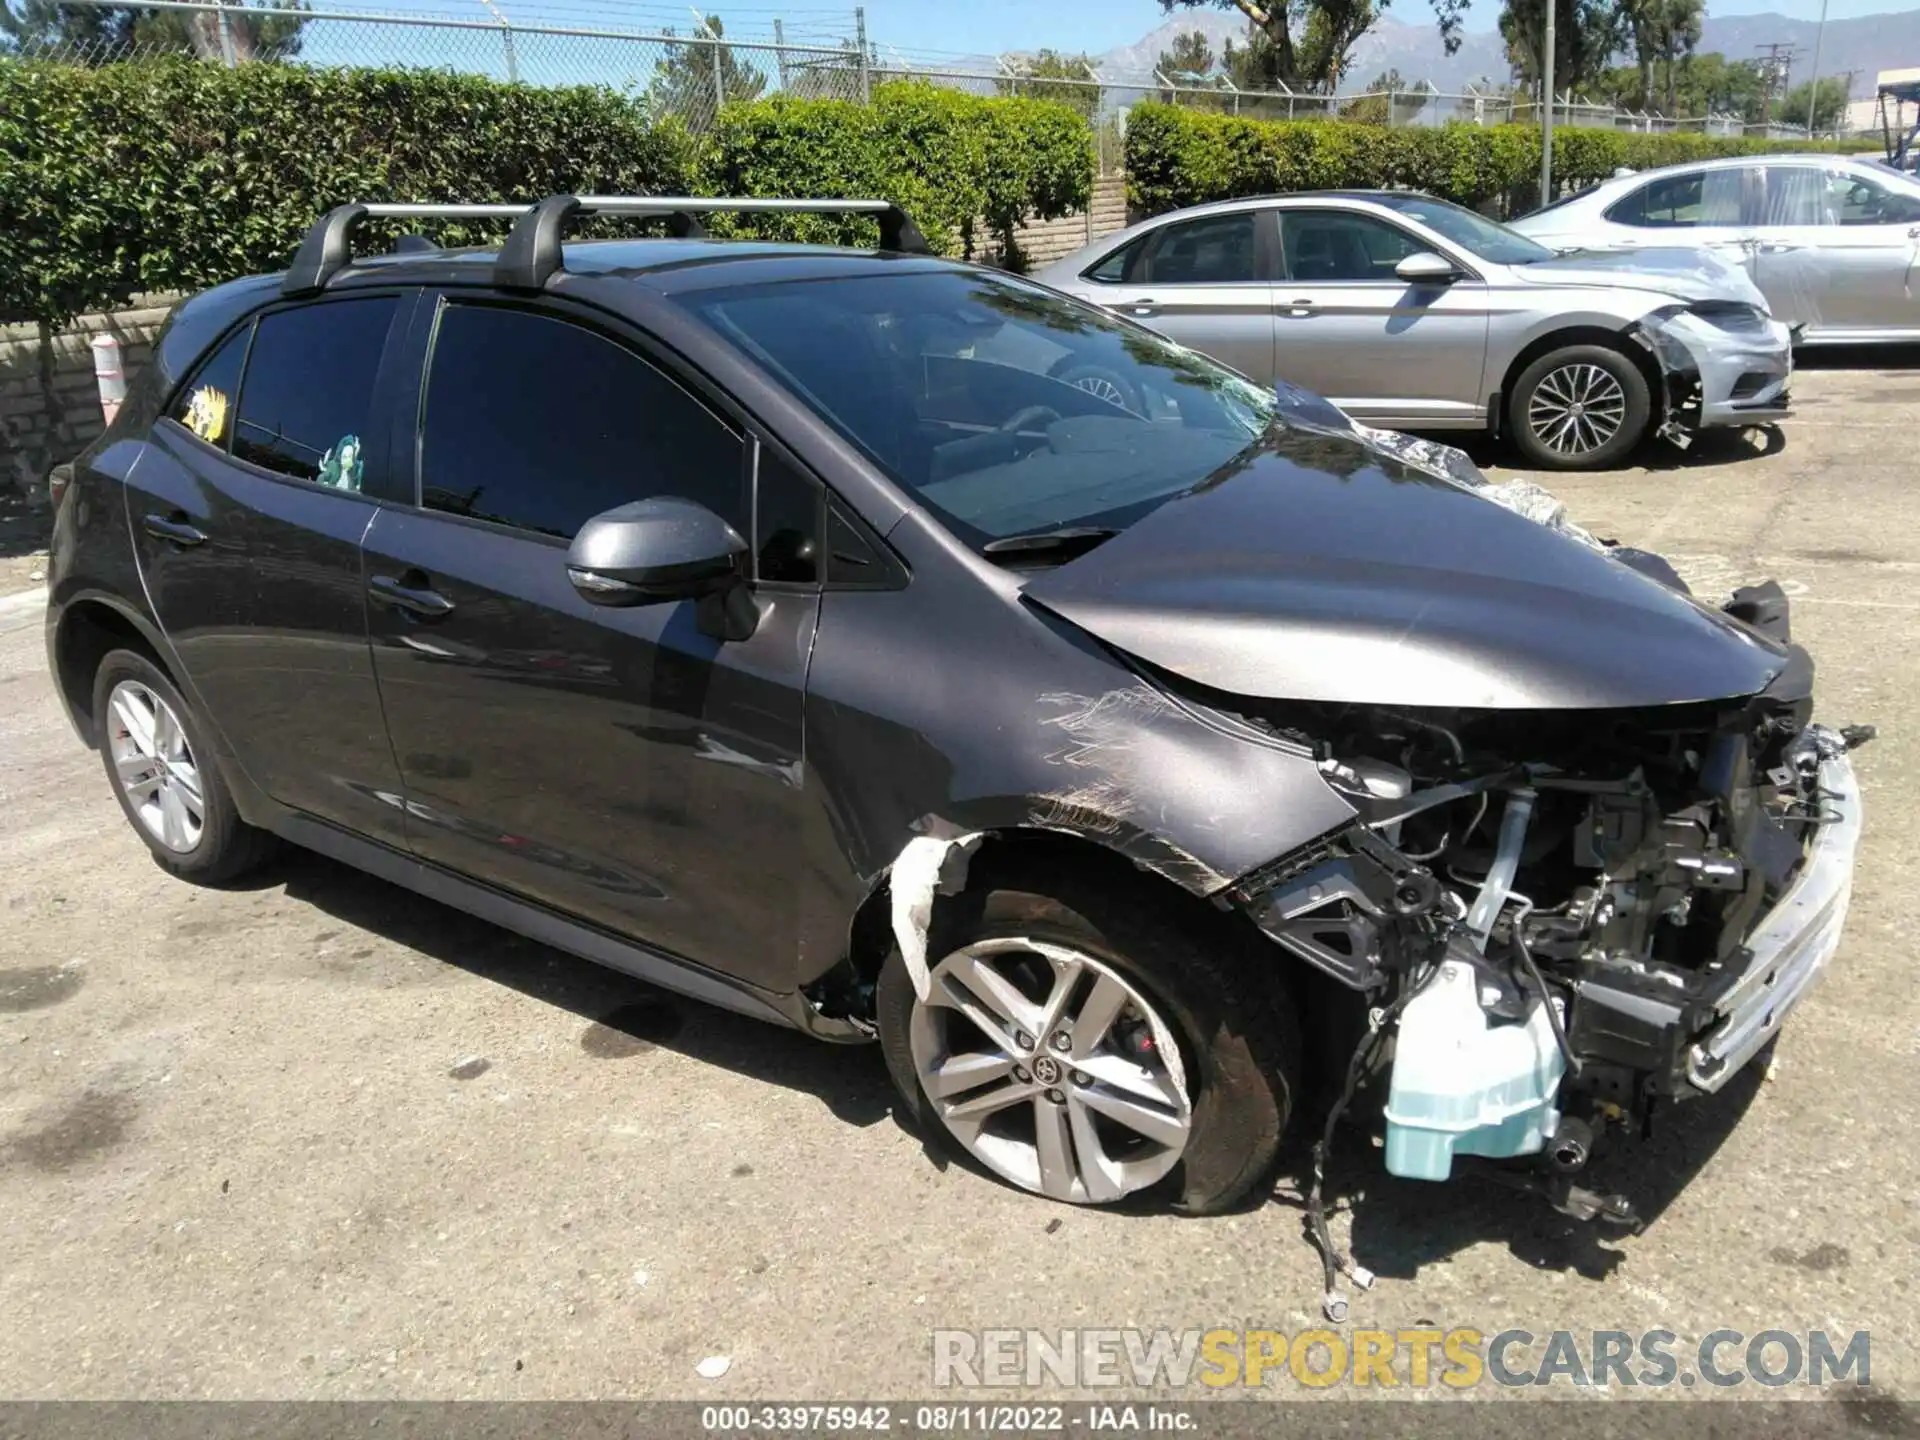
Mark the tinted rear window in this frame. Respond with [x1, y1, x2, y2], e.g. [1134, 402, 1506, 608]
[233, 298, 397, 489]
[169, 323, 251, 449]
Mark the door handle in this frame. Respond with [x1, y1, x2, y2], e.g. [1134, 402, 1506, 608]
[1127, 299, 1159, 316]
[1284, 298, 1316, 316]
[368, 572, 455, 620]
[142, 512, 206, 547]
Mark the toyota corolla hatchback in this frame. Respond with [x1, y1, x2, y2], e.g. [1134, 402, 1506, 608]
[47, 196, 1864, 1243]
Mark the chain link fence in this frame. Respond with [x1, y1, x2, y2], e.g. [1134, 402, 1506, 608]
[4, 0, 1850, 159]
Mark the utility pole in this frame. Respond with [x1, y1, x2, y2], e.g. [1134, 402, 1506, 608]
[1540, 0, 1556, 205]
[855, 6, 870, 104]
[1755, 42, 1795, 131]
[1804, 0, 1829, 131]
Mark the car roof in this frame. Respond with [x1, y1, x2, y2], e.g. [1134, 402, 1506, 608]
[1146, 191, 1409, 217]
[1591, 152, 1872, 188]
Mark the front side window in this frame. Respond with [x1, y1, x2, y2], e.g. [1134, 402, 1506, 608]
[232, 298, 397, 489]
[754, 445, 822, 584]
[169, 323, 251, 449]
[418, 304, 745, 540]
[685, 269, 1276, 553]
[1281, 211, 1421, 282]
[1825, 168, 1920, 225]
[1143, 213, 1260, 284]
[1083, 236, 1144, 283]
[1607, 168, 1748, 228]
[1364, 193, 1551, 265]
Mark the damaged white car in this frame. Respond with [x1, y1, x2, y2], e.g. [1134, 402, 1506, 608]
[1033, 190, 1794, 469]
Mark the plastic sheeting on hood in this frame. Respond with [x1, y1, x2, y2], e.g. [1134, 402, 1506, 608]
[1511, 246, 1769, 308]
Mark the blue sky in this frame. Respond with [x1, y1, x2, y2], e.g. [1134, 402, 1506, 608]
[298, 0, 1917, 80]
[854, 0, 1911, 53]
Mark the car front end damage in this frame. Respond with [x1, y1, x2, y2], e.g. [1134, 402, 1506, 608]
[1224, 659, 1869, 1225]
[1073, 407, 1870, 1311]
[1632, 302, 1793, 440]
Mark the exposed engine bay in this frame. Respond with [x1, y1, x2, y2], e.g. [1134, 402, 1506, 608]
[1210, 615, 1871, 1231]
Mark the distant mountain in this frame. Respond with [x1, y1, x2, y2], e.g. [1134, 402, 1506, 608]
[1694, 11, 1920, 98]
[1096, 8, 1920, 99]
[1095, 11, 1251, 81]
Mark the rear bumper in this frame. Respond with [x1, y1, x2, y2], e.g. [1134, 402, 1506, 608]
[1685, 753, 1862, 1094]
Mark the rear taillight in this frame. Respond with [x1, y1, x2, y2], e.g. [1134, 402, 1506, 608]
[47, 462, 74, 512]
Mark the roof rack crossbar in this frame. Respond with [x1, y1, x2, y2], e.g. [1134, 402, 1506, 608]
[494, 194, 931, 291]
[284, 201, 534, 296]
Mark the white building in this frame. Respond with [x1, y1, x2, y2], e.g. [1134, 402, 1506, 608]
[1845, 66, 1920, 135]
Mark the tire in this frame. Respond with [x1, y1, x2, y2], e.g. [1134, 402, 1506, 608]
[1507, 343, 1651, 471]
[878, 860, 1301, 1215]
[1051, 362, 1143, 415]
[91, 648, 275, 884]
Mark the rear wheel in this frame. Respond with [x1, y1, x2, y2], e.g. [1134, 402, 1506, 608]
[92, 649, 274, 883]
[878, 864, 1300, 1214]
[1508, 343, 1650, 470]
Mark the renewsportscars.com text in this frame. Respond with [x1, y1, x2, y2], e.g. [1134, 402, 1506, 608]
[932, 1327, 1871, 1390]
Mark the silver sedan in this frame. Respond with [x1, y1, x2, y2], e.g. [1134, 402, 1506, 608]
[1032, 191, 1793, 470]
[1508, 154, 1920, 346]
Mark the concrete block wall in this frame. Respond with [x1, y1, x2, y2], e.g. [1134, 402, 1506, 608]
[980, 176, 1131, 270]
[1, 299, 176, 495]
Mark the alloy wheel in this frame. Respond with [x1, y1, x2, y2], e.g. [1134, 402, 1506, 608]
[106, 679, 203, 853]
[1526, 362, 1628, 458]
[908, 937, 1193, 1204]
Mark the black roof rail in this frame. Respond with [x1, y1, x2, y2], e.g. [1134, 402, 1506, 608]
[283, 202, 533, 297]
[494, 194, 931, 292]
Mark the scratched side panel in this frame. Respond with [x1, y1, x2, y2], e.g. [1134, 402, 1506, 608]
[794, 511, 1356, 983]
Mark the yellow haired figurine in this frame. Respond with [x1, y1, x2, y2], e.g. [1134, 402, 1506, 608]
[184, 386, 228, 444]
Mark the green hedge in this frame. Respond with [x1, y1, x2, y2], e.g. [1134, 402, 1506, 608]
[1125, 101, 1879, 216]
[0, 64, 1095, 326]
[702, 81, 1093, 261]
[0, 59, 698, 326]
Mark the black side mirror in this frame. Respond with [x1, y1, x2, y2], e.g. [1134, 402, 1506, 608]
[567, 497, 760, 640]
[567, 497, 747, 605]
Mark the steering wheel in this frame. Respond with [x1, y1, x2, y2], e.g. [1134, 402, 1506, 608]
[999, 405, 1061, 435]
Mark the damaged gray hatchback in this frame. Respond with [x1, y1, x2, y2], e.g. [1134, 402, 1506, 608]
[48, 198, 1867, 1252]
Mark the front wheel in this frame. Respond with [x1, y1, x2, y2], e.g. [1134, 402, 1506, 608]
[877, 865, 1300, 1214]
[1508, 343, 1651, 470]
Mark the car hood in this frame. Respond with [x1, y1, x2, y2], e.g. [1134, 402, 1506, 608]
[1020, 435, 1788, 710]
[1506, 247, 1767, 307]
